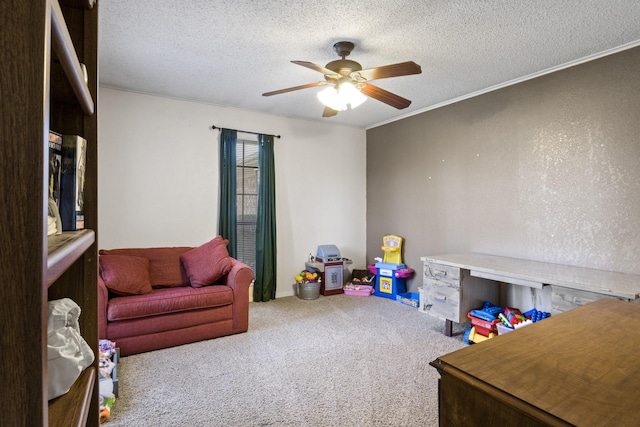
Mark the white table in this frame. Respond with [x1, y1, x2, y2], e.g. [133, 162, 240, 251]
[421, 253, 640, 335]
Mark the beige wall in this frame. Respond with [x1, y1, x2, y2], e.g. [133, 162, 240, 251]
[98, 88, 367, 298]
[367, 47, 640, 291]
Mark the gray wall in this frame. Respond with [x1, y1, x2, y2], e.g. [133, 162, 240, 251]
[367, 47, 640, 291]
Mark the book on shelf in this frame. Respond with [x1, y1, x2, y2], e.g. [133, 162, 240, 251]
[48, 131, 63, 235]
[60, 134, 87, 231]
[48, 130, 63, 207]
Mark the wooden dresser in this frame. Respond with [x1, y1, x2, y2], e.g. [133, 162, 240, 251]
[430, 299, 640, 426]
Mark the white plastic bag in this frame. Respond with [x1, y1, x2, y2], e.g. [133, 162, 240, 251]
[47, 298, 95, 400]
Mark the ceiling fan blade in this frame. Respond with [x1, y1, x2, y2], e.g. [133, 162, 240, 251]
[322, 106, 339, 117]
[291, 61, 341, 79]
[262, 81, 327, 97]
[353, 61, 422, 82]
[360, 83, 412, 109]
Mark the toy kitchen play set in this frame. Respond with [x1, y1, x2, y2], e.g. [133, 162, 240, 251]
[305, 245, 352, 296]
[370, 235, 414, 299]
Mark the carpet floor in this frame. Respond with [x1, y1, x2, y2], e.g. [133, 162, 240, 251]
[106, 294, 468, 426]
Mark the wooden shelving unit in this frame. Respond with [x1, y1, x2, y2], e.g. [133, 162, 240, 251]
[1, 0, 99, 425]
[48, 230, 96, 286]
[48, 368, 97, 427]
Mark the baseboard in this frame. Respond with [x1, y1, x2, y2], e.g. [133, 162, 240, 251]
[249, 283, 297, 301]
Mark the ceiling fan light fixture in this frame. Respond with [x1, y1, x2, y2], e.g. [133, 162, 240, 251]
[317, 86, 346, 111]
[264, 41, 420, 117]
[339, 82, 367, 109]
[317, 82, 367, 111]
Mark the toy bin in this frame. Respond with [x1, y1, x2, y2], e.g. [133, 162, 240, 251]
[467, 312, 501, 337]
[343, 284, 374, 296]
[396, 292, 420, 308]
[297, 282, 320, 300]
[496, 323, 514, 335]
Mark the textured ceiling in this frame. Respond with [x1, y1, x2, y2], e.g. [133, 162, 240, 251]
[99, 0, 640, 129]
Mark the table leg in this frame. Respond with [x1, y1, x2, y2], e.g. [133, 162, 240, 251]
[445, 319, 453, 337]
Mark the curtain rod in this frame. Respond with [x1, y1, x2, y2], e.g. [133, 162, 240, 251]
[211, 125, 281, 139]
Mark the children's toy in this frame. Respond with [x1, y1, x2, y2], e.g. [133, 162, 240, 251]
[514, 319, 534, 329]
[396, 292, 420, 308]
[524, 308, 551, 322]
[496, 323, 514, 335]
[464, 301, 503, 345]
[98, 339, 118, 423]
[511, 308, 551, 329]
[464, 325, 496, 344]
[381, 234, 403, 264]
[373, 235, 414, 299]
[465, 303, 552, 343]
[343, 283, 374, 296]
[469, 301, 504, 322]
[504, 307, 526, 326]
[395, 267, 414, 279]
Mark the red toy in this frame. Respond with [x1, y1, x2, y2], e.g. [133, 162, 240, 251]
[504, 307, 526, 325]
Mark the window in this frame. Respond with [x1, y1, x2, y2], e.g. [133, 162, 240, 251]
[236, 138, 259, 272]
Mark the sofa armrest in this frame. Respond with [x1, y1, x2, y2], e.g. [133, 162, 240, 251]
[224, 258, 254, 333]
[98, 276, 109, 339]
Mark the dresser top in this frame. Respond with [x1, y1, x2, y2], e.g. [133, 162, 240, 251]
[432, 298, 640, 426]
[421, 253, 640, 299]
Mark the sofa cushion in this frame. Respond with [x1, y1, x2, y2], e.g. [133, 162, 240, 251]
[107, 286, 233, 321]
[99, 247, 191, 288]
[99, 255, 153, 296]
[180, 236, 233, 287]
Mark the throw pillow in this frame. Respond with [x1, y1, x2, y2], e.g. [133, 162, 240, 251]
[99, 255, 153, 296]
[180, 236, 233, 287]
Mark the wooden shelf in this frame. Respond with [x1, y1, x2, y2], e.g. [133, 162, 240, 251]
[50, 0, 94, 115]
[47, 229, 95, 287]
[60, 0, 97, 8]
[48, 367, 96, 427]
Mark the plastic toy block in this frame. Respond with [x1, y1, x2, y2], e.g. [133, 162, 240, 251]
[469, 302, 504, 322]
[464, 326, 496, 345]
[514, 319, 534, 329]
[467, 312, 501, 337]
[504, 307, 526, 325]
[523, 308, 551, 323]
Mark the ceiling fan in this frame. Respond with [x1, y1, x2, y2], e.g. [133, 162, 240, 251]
[262, 41, 422, 117]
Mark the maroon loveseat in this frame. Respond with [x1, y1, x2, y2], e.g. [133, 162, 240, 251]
[97, 237, 253, 356]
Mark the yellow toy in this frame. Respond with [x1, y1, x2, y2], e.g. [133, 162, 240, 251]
[294, 270, 319, 283]
[381, 234, 403, 264]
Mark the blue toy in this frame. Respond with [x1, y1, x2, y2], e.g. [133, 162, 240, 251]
[373, 235, 414, 299]
[469, 301, 504, 322]
[523, 308, 551, 322]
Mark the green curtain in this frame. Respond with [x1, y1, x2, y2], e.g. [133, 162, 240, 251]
[218, 128, 238, 258]
[254, 134, 277, 302]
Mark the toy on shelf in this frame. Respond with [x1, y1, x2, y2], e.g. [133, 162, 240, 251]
[524, 308, 551, 322]
[504, 307, 526, 326]
[465, 302, 552, 344]
[371, 235, 415, 300]
[464, 301, 503, 344]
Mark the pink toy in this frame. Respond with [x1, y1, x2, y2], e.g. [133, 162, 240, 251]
[368, 264, 377, 275]
[394, 267, 414, 279]
[343, 284, 374, 296]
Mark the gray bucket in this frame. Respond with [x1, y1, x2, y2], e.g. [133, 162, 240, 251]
[297, 282, 320, 300]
